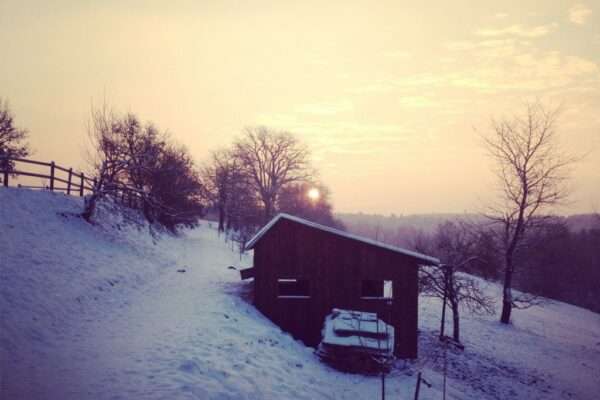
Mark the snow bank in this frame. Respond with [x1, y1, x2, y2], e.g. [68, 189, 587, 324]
[1, 187, 599, 400]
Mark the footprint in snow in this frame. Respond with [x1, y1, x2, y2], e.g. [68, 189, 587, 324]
[179, 360, 201, 374]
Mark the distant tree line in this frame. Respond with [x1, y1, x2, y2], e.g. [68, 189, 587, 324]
[345, 213, 600, 317]
[201, 126, 344, 249]
[511, 217, 600, 313]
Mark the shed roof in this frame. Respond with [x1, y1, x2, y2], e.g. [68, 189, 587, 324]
[245, 213, 440, 266]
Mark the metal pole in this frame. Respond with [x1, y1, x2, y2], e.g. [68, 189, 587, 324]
[413, 372, 422, 400]
[443, 339, 447, 400]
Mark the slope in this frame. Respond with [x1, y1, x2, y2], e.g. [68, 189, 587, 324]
[1, 187, 599, 399]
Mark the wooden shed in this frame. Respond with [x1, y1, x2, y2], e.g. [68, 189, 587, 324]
[243, 213, 439, 358]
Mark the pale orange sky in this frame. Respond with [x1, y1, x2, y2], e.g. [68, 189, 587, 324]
[1, 1, 599, 214]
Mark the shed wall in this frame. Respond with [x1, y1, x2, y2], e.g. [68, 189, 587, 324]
[253, 219, 419, 358]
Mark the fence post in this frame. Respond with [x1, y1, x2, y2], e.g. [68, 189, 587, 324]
[80, 173, 85, 196]
[49, 162, 55, 191]
[92, 178, 97, 193]
[67, 168, 73, 195]
[3, 169, 7, 187]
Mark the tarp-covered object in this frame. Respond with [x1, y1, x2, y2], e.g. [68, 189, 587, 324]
[316, 309, 394, 373]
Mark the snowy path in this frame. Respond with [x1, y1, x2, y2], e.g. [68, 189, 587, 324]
[36, 227, 402, 400]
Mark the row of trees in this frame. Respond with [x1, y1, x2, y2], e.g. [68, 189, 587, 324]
[512, 218, 600, 313]
[1, 99, 343, 237]
[83, 105, 203, 230]
[201, 126, 344, 248]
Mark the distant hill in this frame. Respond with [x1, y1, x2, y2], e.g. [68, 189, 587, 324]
[565, 214, 600, 232]
[337, 212, 599, 239]
[336, 212, 599, 252]
[337, 212, 478, 235]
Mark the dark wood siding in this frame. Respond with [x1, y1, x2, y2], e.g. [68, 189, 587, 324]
[253, 218, 419, 358]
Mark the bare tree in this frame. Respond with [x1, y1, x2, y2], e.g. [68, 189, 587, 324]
[483, 101, 575, 324]
[233, 126, 312, 221]
[0, 98, 30, 176]
[82, 104, 130, 221]
[83, 104, 201, 228]
[417, 221, 495, 343]
[201, 149, 241, 233]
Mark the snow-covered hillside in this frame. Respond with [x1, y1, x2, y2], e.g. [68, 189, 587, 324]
[1, 188, 599, 399]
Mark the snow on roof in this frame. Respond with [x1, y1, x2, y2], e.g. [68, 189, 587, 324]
[244, 213, 440, 265]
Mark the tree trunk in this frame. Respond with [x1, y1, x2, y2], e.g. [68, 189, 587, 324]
[142, 198, 154, 223]
[264, 199, 274, 222]
[82, 192, 100, 222]
[500, 262, 514, 324]
[218, 203, 225, 233]
[451, 301, 460, 342]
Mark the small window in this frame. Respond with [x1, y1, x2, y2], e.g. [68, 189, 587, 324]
[278, 278, 310, 298]
[361, 280, 393, 299]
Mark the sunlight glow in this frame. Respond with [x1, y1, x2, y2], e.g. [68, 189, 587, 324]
[307, 188, 320, 201]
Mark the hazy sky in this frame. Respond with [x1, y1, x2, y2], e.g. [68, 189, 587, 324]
[1, 1, 599, 214]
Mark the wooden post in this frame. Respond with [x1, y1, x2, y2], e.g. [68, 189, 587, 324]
[92, 178, 97, 193]
[49, 161, 55, 191]
[3, 169, 7, 187]
[439, 264, 449, 340]
[80, 172, 85, 196]
[67, 168, 73, 195]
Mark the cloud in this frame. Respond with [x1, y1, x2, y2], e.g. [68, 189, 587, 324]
[295, 100, 353, 116]
[569, 4, 592, 25]
[398, 96, 438, 108]
[384, 50, 412, 60]
[475, 24, 556, 38]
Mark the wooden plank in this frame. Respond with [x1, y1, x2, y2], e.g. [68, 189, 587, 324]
[5, 170, 50, 180]
[52, 176, 71, 185]
[5, 158, 51, 167]
[54, 164, 73, 174]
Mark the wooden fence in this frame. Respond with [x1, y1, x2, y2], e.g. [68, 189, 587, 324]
[0, 157, 144, 209]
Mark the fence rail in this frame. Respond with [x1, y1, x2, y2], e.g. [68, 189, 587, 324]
[1, 157, 95, 196]
[0, 157, 144, 210]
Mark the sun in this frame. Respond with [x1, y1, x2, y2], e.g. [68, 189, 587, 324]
[307, 188, 320, 201]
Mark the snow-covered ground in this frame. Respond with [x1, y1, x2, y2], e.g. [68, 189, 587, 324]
[1, 187, 599, 399]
